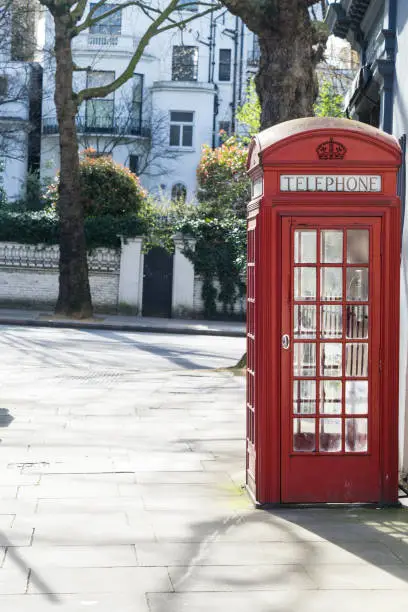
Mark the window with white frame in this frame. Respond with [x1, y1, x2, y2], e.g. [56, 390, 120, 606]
[218, 120, 231, 145]
[169, 112, 194, 147]
[172, 46, 199, 81]
[128, 154, 139, 175]
[131, 74, 143, 133]
[171, 183, 187, 202]
[86, 71, 115, 131]
[177, 0, 198, 11]
[218, 49, 232, 82]
[89, 3, 122, 35]
[0, 76, 7, 97]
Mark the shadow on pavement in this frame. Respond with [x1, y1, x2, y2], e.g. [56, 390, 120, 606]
[1, 534, 60, 603]
[0, 409, 13, 428]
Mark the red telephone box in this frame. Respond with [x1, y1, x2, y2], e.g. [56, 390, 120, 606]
[246, 117, 401, 505]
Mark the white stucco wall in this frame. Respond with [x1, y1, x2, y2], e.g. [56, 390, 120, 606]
[393, 0, 408, 473]
[40, 1, 256, 200]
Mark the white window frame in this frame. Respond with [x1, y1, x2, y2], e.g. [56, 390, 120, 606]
[169, 111, 195, 149]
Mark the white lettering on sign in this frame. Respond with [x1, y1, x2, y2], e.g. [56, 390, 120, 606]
[280, 175, 382, 192]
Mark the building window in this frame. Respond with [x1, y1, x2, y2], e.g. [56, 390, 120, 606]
[177, 0, 198, 11]
[171, 183, 187, 202]
[131, 74, 143, 133]
[169, 111, 194, 147]
[89, 3, 122, 35]
[172, 46, 199, 81]
[219, 49, 232, 82]
[248, 35, 260, 66]
[129, 154, 139, 175]
[86, 71, 115, 131]
[218, 121, 231, 145]
[0, 76, 7, 97]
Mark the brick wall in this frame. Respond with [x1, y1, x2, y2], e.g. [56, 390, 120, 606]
[193, 276, 246, 317]
[0, 243, 120, 310]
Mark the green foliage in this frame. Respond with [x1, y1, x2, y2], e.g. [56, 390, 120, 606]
[314, 80, 345, 118]
[187, 135, 250, 317]
[142, 197, 195, 254]
[0, 209, 149, 251]
[45, 150, 148, 217]
[13, 170, 49, 212]
[196, 137, 250, 218]
[236, 77, 261, 140]
[176, 209, 246, 319]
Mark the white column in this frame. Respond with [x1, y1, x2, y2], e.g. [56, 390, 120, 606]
[172, 233, 196, 318]
[118, 236, 144, 313]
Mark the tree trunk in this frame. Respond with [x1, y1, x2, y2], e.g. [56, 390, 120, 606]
[221, 0, 322, 131]
[255, 3, 317, 130]
[54, 17, 93, 318]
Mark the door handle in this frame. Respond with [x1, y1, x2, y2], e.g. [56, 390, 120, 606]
[281, 334, 290, 350]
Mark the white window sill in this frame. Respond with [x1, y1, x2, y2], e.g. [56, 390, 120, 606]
[168, 146, 195, 152]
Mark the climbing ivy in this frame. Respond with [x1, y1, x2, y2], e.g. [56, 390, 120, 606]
[176, 211, 247, 319]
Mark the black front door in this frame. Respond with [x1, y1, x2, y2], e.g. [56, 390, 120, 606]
[142, 247, 174, 318]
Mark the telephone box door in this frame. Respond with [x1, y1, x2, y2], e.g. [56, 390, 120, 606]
[281, 217, 382, 503]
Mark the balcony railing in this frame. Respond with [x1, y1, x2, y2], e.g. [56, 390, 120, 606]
[43, 115, 151, 138]
[247, 52, 260, 67]
[73, 34, 141, 53]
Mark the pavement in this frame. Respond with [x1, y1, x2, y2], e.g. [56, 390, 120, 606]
[0, 325, 408, 611]
[0, 308, 245, 337]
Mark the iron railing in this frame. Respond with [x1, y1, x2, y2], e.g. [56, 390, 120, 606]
[43, 115, 151, 138]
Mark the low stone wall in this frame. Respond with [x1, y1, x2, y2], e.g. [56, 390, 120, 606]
[0, 242, 120, 310]
[193, 276, 246, 318]
[0, 240, 245, 319]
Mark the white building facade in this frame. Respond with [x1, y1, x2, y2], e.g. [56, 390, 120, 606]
[40, 1, 259, 201]
[327, 0, 408, 478]
[0, 4, 42, 201]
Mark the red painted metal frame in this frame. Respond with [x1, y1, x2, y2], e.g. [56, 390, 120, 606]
[246, 121, 401, 506]
[280, 217, 381, 503]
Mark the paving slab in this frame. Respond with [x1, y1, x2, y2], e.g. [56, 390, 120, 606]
[3, 545, 138, 569]
[27, 566, 172, 595]
[0, 594, 149, 612]
[1, 327, 408, 608]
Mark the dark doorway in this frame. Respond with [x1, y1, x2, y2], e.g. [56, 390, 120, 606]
[142, 247, 174, 318]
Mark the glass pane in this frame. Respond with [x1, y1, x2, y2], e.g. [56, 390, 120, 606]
[321, 230, 343, 263]
[347, 230, 369, 263]
[293, 418, 316, 452]
[294, 230, 316, 263]
[321, 268, 342, 301]
[294, 305, 316, 338]
[346, 305, 369, 339]
[320, 380, 342, 414]
[321, 305, 343, 338]
[294, 343, 316, 377]
[294, 268, 316, 301]
[320, 343, 342, 377]
[293, 380, 316, 414]
[182, 125, 193, 146]
[346, 343, 368, 377]
[346, 381, 368, 414]
[170, 111, 194, 122]
[170, 124, 180, 146]
[345, 418, 368, 452]
[347, 268, 368, 301]
[86, 100, 114, 129]
[320, 418, 342, 452]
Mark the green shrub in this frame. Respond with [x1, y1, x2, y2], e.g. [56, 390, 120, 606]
[196, 137, 250, 218]
[0, 210, 149, 250]
[45, 149, 148, 217]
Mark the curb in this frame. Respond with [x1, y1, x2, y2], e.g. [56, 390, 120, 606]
[0, 317, 246, 338]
